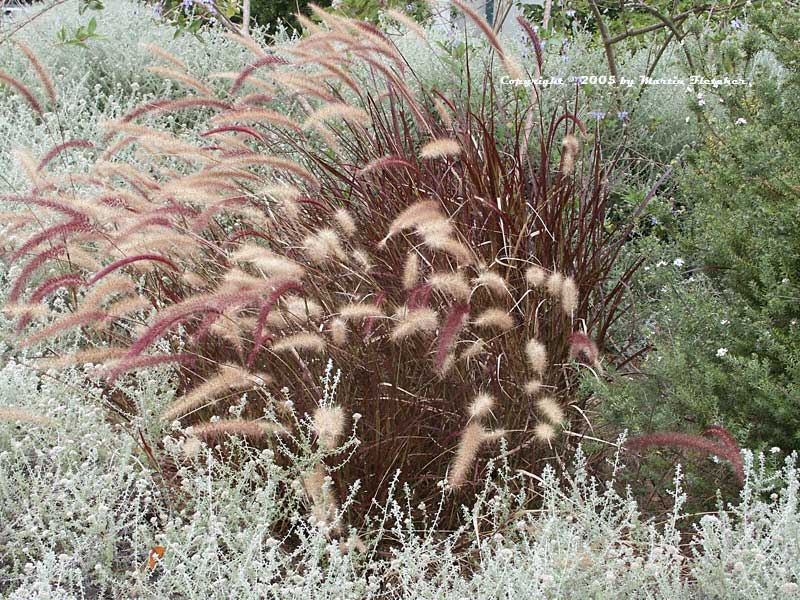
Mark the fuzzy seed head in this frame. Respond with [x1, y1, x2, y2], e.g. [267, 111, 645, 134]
[561, 134, 580, 176]
[390, 307, 439, 341]
[333, 208, 357, 237]
[429, 272, 471, 302]
[545, 272, 564, 297]
[525, 265, 547, 287]
[303, 228, 347, 264]
[468, 393, 495, 419]
[314, 405, 345, 450]
[524, 379, 543, 396]
[536, 396, 564, 425]
[420, 138, 461, 159]
[534, 422, 557, 443]
[525, 339, 548, 375]
[473, 308, 514, 331]
[472, 271, 509, 297]
[271, 332, 326, 353]
[561, 276, 578, 315]
[402, 252, 419, 290]
[329, 317, 348, 345]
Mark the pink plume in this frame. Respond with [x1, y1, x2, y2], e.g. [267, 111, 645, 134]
[231, 54, 289, 94]
[435, 303, 470, 370]
[86, 254, 180, 286]
[8, 246, 65, 304]
[37, 140, 94, 172]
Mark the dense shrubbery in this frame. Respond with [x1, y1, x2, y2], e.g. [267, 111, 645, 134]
[596, 5, 800, 454]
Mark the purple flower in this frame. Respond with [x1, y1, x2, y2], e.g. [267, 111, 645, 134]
[566, 9, 576, 17]
[730, 18, 743, 30]
[181, 0, 193, 7]
[588, 111, 606, 120]
[650, 216, 659, 225]
[617, 111, 629, 121]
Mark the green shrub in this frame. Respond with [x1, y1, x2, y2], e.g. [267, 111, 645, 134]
[596, 5, 800, 454]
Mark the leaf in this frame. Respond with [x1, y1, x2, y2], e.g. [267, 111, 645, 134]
[88, 17, 97, 35]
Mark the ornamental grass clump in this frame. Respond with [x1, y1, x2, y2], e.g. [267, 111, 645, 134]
[0, 4, 648, 523]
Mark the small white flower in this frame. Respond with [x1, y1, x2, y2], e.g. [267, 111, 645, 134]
[720, 319, 730, 325]
[770, 446, 781, 454]
[716, 348, 729, 358]
[673, 258, 685, 267]
[698, 98, 706, 106]
[735, 118, 747, 125]
[656, 260, 667, 267]
[685, 116, 691, 123]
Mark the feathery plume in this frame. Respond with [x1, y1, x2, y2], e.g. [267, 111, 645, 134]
[447, 422, 485, 488]
[420, 138, 461, 159]
[86, 254, 179, 286]
[0, 70, 43, 115]
[385, 9, 427, 38]
[447, 423, 504, 488]
[0, 408, 53, 427]
[271, 332, 326, 353]
[534, 422, 557, 443]
[402, 253, 419, 290]
[231, 245, 306, 280]
[210, 107, 303, 133]
[9, 246, 65, 305]
[561, 276, 578, 315]
[162, 364, 270, 421]
[382, 200, 441, 244]
[435, 303, 470, 370]
[429, 272, 471, 302]
[545, 272, 564, 297]
[14, 41, 56, 104]
[524, 379, 543, 396]
[35, 347, 127, 370]
[536, 396, 564, 425]
[313, 405, 345, 450]
[142, 43, 189, 71]
[473, 308, 514, 332]
[302, 463, 339, 528]
[351, 249, 372, 272]
[329, 317, 348, 345]
[525, 265, 547, 287]
[333, 208, 357, 237]
[471, 271, 509, 297]
[356, 155, 414, 177]
[390, 307, 438, 342]
[461, 339, 486, 361]
[468, 393, 494, 419]
[231, 54, 289, 94]
[561, 134, 580, 176]
[146, 66, 213, 95]
[339, 303, 385, 320]
[568, 332, 601, 371]
[451, 0, 505, 57]
[525, 339, 548, 375]
[303, 102, 372, 131]
[626, 431, 744, 484]
[303, 229, 347, 263]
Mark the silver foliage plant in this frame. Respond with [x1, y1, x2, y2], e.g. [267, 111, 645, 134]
[1, 357, 798, 599]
